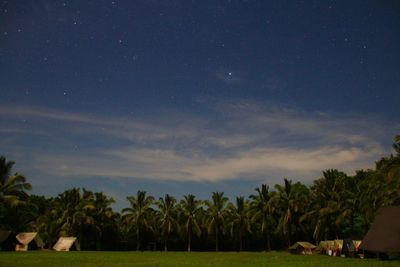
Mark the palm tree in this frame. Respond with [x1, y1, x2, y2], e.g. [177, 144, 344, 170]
[36, 198, 63, 248]
[393, 135, 400, 154]
[54, 188, 94, 237]
[205, 191, 228, 251]
[157, 194, 177, 251]
[358, 169, 400, 226]
[376, 138, 400, 183]
[227, 196, 251, 251]
[122, 190, 154, 251]
[0, 156, 31, 207]
[308, 169, 352, 241]
[179, 194, 202, 252]
[250, 184, 273, 251]
[86, 191, 116, 250]
[271, 178, 309, 247]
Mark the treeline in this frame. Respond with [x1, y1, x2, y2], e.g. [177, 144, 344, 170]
[1, 136, 400, 251]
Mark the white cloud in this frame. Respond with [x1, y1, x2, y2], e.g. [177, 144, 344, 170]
[0, 102, 396, 184]
[30, 144, 380, 183]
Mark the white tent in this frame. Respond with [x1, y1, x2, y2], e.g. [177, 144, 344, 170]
[15, 232, 41, 251]
[53, 237, 80, 251]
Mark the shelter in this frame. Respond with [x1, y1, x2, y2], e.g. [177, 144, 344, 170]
[0, 230, 17, 251]
[15, 232, 44, 251]
[317, 240, 344, 256]
[361, 206, 400, 253]
[53, 237, 80, 251]
[334, 239, 344, 255]
[0, 230, 11, 245]
[317, 240, 335, 255]
[341, 239, 362, 257]
[288, 241, 316, 255]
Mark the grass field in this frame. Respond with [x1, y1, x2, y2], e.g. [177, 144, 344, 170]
[0, 251, 399, 267]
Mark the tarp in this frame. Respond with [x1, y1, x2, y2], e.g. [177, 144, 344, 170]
[16, 232, 37, 246]
[53, 237, 80, 251]
[361, 206, 400, 253]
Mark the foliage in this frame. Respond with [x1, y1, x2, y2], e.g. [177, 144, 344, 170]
[1, 135, 400, 251]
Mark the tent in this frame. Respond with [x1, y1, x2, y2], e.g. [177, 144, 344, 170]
[0, 230, 11, 245]
[0, 230, 17, 251]
[354, 240, 362, 253]
[15, 232, 44, 251]
[317, 240, 344, 256]
[53, 237, 80, 251]
[288, 241, 316, 255]
[334, 239, 343, 251]
[317, 240, 335, 255]
[361, 206, 400, 253]
[341, 239, 362, 257]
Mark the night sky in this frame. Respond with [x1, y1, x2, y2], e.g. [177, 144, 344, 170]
[1, 0, 399, 210]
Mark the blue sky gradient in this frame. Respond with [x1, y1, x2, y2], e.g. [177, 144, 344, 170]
[1, 0, 399, 209]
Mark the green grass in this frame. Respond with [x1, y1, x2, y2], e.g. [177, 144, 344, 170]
[0, 251, 399, 267]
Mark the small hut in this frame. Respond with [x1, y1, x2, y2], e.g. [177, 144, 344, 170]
[361, 206, 400, 254]
[15, 232, 44, 251]
[288, 241, 316, 255]
[0, 230, 17, 251]
[53, 237, 80, 251]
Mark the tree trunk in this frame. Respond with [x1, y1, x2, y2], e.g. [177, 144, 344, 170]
[136, 228, 140, 251]
[266, 231, 271, 251]
[239, 231, 243, 251]
[188, 231, 192, 252]
[164, 232, 169, 252]
[215, 226, 219, 251]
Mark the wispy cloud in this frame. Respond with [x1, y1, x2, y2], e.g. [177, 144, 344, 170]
[0, 101, 397, 186]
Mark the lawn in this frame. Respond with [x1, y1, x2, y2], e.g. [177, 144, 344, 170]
[0, 251, 399, 267]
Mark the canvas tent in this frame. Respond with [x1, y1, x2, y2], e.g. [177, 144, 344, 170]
[53, 237, 80, 251]
[317, 240, 335, 255]
[361, 206, 400, 253]
[15, 232, 44, 251]
[317, 240, 342, 256]
[334, 240, 343, 251]
[289, 241, 316, 255]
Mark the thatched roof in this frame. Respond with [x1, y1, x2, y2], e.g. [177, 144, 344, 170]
[361, 206, 400, 253]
